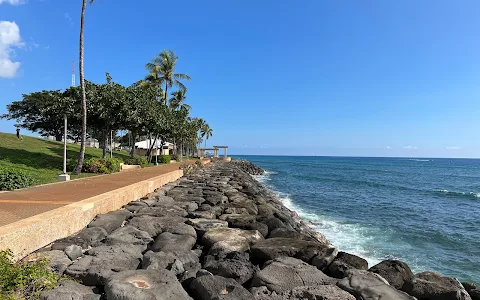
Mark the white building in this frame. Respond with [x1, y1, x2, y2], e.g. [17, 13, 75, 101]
[134, 139, 174, 156]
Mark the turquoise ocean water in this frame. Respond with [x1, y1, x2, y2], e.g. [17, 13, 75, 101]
[235, 155, 480, 283]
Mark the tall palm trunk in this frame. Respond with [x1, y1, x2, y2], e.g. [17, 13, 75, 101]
[73, 0, 87, 175]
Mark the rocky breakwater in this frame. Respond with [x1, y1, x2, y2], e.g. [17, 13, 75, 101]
[28, 161, 478, 300]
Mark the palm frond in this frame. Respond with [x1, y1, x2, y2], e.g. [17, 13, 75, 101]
[174, 73, 191, 80]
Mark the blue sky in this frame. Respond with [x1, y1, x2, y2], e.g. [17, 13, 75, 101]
[1, 0, 480, 158]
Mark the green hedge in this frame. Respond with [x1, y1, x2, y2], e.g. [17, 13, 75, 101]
[123, 157, 149, 168]
[0, 168, 35, 191]
[157, 155, 171, 164]
[83, 158, 121, 174]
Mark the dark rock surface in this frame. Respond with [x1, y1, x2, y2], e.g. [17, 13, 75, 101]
[29, 160, 470, 299]
[231, 159, 265, 175]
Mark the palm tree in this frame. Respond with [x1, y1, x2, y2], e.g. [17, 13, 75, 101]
[145, 50, 191, 104]
[73, 0, 95, 175]
[201, 124, 213, 148]
[169, 90, 191, 111]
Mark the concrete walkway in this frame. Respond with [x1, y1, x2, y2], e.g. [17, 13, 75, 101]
[0, 162, 193, 227]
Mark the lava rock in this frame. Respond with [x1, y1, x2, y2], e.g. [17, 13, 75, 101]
[338, 269, 416, 300]
[369, 260, 414, 290]
[189, 274, 253, 300]
[402, 271, 472, 300]
[152, 232, 196, 252]
[251, 285, 356, 300]
[251, 237, 330, 263]
[87, 212, 130, 234]
[142, 250, 200, 275]
[40, 280, 99, 300]
[204, 251, 256, 284]
[64, 245, 83, 261]
[104, 225, 152, 250]
[251, 256, 337, 293]
[105, 269, 193, 300]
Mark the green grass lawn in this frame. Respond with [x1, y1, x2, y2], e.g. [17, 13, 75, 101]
[0, 132, 132, 185]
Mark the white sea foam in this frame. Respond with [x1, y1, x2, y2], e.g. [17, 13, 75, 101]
[254, 170, 385, 268]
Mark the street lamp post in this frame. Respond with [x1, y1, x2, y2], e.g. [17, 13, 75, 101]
[58, 115, 70, 181]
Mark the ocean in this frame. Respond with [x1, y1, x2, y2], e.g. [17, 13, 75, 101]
[234, 155, 480, 283]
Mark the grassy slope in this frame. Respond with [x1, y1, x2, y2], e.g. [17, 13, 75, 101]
[0, 132, 132, 185]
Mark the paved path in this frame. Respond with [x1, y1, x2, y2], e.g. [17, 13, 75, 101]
[0, 162, 192, 227]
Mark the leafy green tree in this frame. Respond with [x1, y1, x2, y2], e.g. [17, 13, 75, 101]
[2, 90, 78, 141]
[75, 0, 96, 174]
[169, 90, 191, 111]
[201, 123, 213, 148]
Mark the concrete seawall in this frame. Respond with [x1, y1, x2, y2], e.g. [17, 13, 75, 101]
[0, 169, 184, 260]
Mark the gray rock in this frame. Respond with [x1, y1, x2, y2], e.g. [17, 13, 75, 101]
[162, 222, 197, 239]
[127, 215, 166, 237]
[152, 232, 196, 252]
[251, 237, 329, 263]
[369, 260, 414, 290]
[251, 256, 336, 293]
[224, 214, 269, 237]
[104, 226, 153, 250]
[135, 205, 188, 218]
[105, 269, 193, 300]
[463, 282, 478, 292]
[87, 212, 129, 234]
[40, 280, 99, 300]
[175, 201, 199, 212]
[51, 227, 107, 250]
[142, 250, 200, 275]
[154, 195, 174, 203]
[328, 252, 368, 279]
[26, 250, 72, 275]
[186, 218, 228, 237]
[268, 227, 316, 241]
[469, 289, 480, 300]
[65, 245, 143, 286]
[260, 216, 291, 232]
[204, 251, 256, 284]
[402, 271, 472, 300]
[338, 269, 416, 300]
[310, 246, 338, 271]
[189, 210, 217, 219]
[202, 227, 263, 248]
[190, 275, 253, 300]
[65, 245, 83, 261]
[251, 285, 356, 300]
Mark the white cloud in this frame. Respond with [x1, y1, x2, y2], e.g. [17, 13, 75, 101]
[403, 146, 418, 149]
[0, 0, 25, 4]
[0, 21, 23, 78]
[385, 146, 392, 149]
[446, 146, 460, 150]
[64, 12, 73, 26]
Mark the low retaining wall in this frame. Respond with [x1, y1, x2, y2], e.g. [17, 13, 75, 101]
[0, 169, 183, 260]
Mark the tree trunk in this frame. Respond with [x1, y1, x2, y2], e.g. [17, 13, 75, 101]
[73, 0, 87, 175]
[102, 131, 107, 158]
[179, 140, 183, 162]
[148, 134, 158, 163]
[129, 131, 135, 157]
[165, 82, 168, 106]
[55, 134, 63, 142]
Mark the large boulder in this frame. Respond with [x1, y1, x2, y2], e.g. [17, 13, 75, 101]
[223, 214, 269, 237]
[402, 271, 472, 300]
[105, 269, 193, 300]
[127, 215, 167, 237]
[202, 227, 263, 248]
[189, 274, 253, 300]
[186, 218, 228, 237]
[24, 250, 72, 275]
[87, 211, 131, 234]
[250, 237, 329, 263]
[104, 226, 152, 250]
[203, 251, 256, 284]
[51, 227, 108, 250]
[310, 246, 338, 271]
[369, 260, 414, 290]
[337, 269, 416, 300]
[135, 204, 188, 218]
[251, 256, 337, 293]
[251, 285, 356, 300]
[142, 250, 200, 275]
[152, 232, 196, 252]
[40, 280, 99, 300]
[65, 245, 143, 286]
[328, 252, 368, 279]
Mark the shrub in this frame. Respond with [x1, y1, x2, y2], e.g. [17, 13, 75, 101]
[157, 155, 171, 164]
[170, 154, 178, 161]
[195, 160, 202, 167]
[82, 158, 121, 174]
[66, 159, 77, 172]
[0, 168, 35, 191]
[0, 249, 66, 300]
[123, 157, 149, 168]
